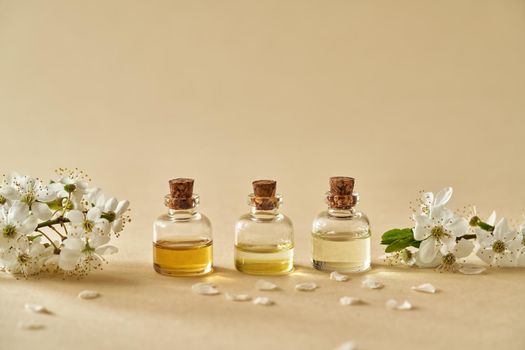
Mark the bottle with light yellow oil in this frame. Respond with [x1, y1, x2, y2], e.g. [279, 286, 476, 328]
[234, 180, 294, 275]
[311, 177, 371, 273]
[153, 178, 212, 276]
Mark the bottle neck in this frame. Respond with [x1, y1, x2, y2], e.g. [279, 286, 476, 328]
[167, 207, 197, 220]
[250, 206, 279, 219]
[327, 207, 356, 218]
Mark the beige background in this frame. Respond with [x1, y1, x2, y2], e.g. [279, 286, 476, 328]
[1, 1, 525, 349]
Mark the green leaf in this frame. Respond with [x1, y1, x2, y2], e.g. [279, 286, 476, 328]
[385, 237, 421, 253]
[381, 228, 413, 245]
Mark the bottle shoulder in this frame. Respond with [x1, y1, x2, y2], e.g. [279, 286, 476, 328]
[312, 210, 370, 235]
[236, 212, 292, 225]
[154, 211, 211, 225]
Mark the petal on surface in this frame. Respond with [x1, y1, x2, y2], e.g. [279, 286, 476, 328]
[32, 202, 53, 221]
[434, 187, 453, 207]
[445, 216, 469, 237]
[18, 215, 38, 235]
[453, 238, 474, 259]
[87, 207, 102, 221]
[66, 210, 84, 224]
[418, 238, 439, 263]
[413, 215, 431, 240]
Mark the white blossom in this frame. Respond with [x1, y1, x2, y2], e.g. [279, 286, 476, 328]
[0, 201, 37, 250]
[476, 218, 521, 267]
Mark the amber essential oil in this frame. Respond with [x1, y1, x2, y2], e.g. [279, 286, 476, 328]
[153, 239, 213, 276]
[153, 178, 213, 277]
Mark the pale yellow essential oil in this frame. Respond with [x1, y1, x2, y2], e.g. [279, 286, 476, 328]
[153, 238, 213, 276]
[311, 231, 371, 272]
[234, 242, 294, 275]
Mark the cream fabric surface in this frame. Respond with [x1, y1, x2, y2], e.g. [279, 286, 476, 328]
[1, 1, 525, 349]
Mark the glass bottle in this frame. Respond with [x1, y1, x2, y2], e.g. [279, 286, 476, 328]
[234, 180, 294, 275]
[153, 178, 213, 276]
[311, 177, 371, 272]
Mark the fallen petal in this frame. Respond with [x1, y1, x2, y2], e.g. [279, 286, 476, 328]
[334, 341, 358, 350]
[397, 300, 413, 310]
[225, 293, 252, 302]
[18, 321, 45, 330]
[255, 280, 278, 291]
[330, 271, 349, 282]
[192, 282, 219, 295]
[78, 290, 100, 300]
[459, 265, 486, 275]
[411, 283, 437, 294]
[339, 296, 362, 306]
[295, 282, 318, 291]
[24, 303, 52, 314]
[252, 296, 274, 306]
[386, 299, 413, 310]
[361, 278, 383, 289]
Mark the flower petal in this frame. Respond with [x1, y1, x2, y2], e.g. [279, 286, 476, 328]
[31, 202, 53, 221]
[418, 238, 439, 263]
[453, 238, 474, 259]
[486, 211, 497, 226]
[0, 186, 20, 200]
[434, 187, 453, 207]
[104, 198, 117, 212]
[112, 218, 123, 233]
[58, 248, 81, 270]
[62, 237, 84, 250]
[18, 215, 38, 235]
[86, 207, 102, 221]
[66, 210, 84, 224]
[115, 200, 129, 216]
[8, 201, 29, 223]
[493, 218, 517, 242]
[95, 245, 118, 255]
[413, 215, 431, 240]
[517, 250, 525, 267]
[421, 192, 434, 208]
[476, 248, 494, 265]
[445, 217, 469, 237]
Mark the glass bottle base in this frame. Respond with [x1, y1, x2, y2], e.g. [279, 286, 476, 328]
[234, 244, 293, 275]
[153, 239, 213, 277]
[312, 260, 370, 273]
[153, 263, 213, 276]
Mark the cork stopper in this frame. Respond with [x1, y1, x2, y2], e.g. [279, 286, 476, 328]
[251, 180, 278, 210]
[327, 176, 356, 209]
[167, 178, 195, 209]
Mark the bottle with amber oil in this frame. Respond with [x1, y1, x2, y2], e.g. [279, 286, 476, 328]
[234, 180, 294, 275]
[311, 177, 371, 272]
[153, 178, 212, 276]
